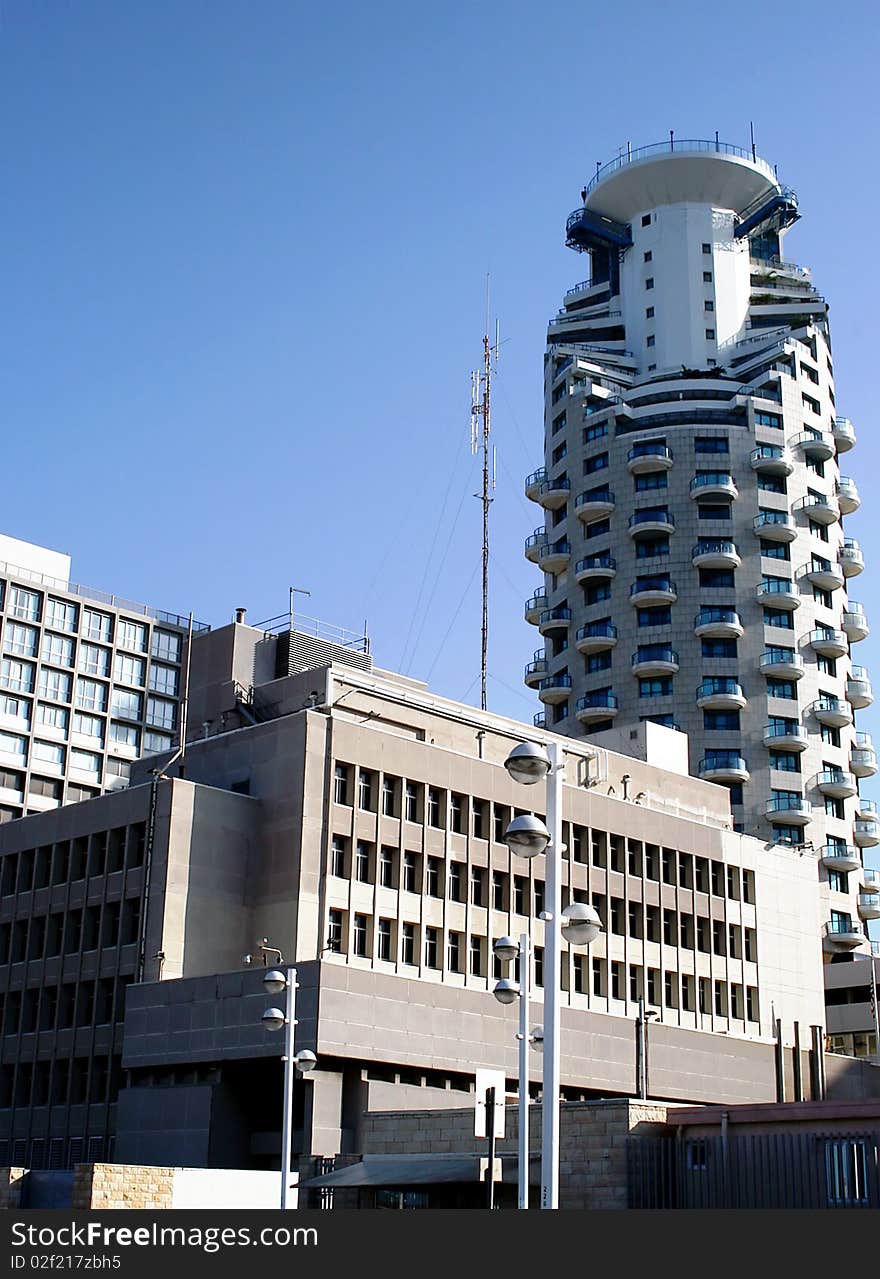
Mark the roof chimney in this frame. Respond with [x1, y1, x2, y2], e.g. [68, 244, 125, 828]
[235, 608, 247, 624]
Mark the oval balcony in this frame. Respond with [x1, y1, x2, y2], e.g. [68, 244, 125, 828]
[756, 578, 800, 610]
[821, 845, 862, 873]
[823, 919, 864, 951]
[854, 819, 880, 848]
[524, 655, 548, 688]
[699, 754, 750, 784]
[842, 605, 869, 643]
[692, 539, 741, 570]
[763, 723, 809, 751]
[627, 442, 673, 474]
[575, 691, 619, 724]
[524, 528, 547, 563]
[792, 430, 835, 461]
[630, 578, 677, 606]
[575, 554, 616, 585]
[833, 416, 856, 453]
[690, 472, 738, 501]
[697, 678, 746, 710]
[858, 797, 878, 821]
[851, 735, 878, 779]
[631, 645, 679, 676]
[836, 477, 860, 515]
[807, 629, 848, 659]
[759, 650, 804, 680]
[575, 489, 616, 522]
[694, 608, 743, 639]
[811, 697, 853, 728]
[532, 711, 546, 729]
[576, 622, 618, 655]
[847, 669, 874, 709]
[861, 867, 880, 894]
[629, 509, 675, 537]
[793, 493, 839, 526]
[753, 511, 796, 543]
[538, 673, 572, 705]
[816, 769, 858, 800]
[524, 591, 548, 625]
[525, 468, 547, 502]
[800, 560, 845, 592]
[839, 540, 865, 578]
[538, 540, 572, 574]
[750, 444, 793, 476]
[539, 606, 572, 636]
[766, 795, 812, 825]
[858, 894, 880, 921]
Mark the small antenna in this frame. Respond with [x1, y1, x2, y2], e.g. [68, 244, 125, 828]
[289, 585, 311, 635]
[750, 121, 756, 162]
[469, 274, 499, 712]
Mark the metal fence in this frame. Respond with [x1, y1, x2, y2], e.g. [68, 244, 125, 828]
[627, 1132, 880, 1209]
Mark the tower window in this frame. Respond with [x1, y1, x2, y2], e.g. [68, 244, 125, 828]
[645, 278, 654, 290]
[646, 306, 654, 319]
[644, 250, 652, 263]
[703, 271, 712, 283]
[705, 328, 715, 340]
[702, 242, 712, 254]
[704, 300, 714, 312]
[641, 214, 651, 227]
[646, 335, 655, 348]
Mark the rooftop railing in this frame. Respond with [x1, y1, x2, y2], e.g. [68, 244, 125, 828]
[582, 139, 776, 198]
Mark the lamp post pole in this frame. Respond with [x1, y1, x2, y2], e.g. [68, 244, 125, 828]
[280, 966, 297, 1211]
[542, 739, 563, 1211]
[517, 932, 530, 1211]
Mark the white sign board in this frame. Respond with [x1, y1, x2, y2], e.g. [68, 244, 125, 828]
[474, 1068, 506, 1138]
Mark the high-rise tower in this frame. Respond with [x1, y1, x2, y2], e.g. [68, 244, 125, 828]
[524, 139, 878, 965]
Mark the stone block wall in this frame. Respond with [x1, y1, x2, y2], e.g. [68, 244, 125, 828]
[72, 1163, 175, 1210]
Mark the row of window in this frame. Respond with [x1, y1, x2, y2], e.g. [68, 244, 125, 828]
[0, 735, 132, 779]
[0, 628, 179, 693]
[0, 664, 176, 727]
[0, 975, 132, 1037]
[0, 897, 142, 964]
[0, 826, 146, 896]
[0, 586, 181, 661]
[0, 1054, 123, 1110]
[0, 697, 171, 754]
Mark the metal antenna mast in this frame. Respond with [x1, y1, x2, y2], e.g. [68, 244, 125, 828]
[471, 277, 498, 711]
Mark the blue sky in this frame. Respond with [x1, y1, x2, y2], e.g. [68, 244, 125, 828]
[2, 0, 879, 736]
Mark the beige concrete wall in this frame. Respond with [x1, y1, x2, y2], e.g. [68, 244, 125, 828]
[72, 1163, 174, 1210]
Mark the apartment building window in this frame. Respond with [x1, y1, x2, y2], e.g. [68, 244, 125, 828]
[426, 857, 442, 898]
[470, 935, 483, 976]
[114, 654, 145, 687]
[403, 851, 418, 893]
[327, 909, 344, 953]
[643, 250, 652, 262]
[424, 927, 439, 969]
[379, 846, 395, 888]
[117, 620, 147, 653]
[78, 644, 110, 677]
[358, 769, 375, 811]
[448, 932, 462, 973]
[583, 422, 608, 444]
[333, 764, 350, 805]
[143, 730, 171, 755]
[646, 306, 654, 318]
[694, 436, 729, 454]
[149, 664, 178, 697]
[111, 689, 142, 722]
[377, 918, 393, 962]
[4, 624, 38, 658]
[705, 328, 715, 340]
[72, 712, 104, 743]
[0, 694, 29, 725]
[448, 861, 464, 903]
[330, 836, 347, 878]
[552, 441, 566, 465]
[355, 842, 371, 883]
[353, 914, 369, 958]
[404, 781, 419, 822]
[635, 472, 667, 493]
[382, 775, 398, 817]
[0, 732, 26, 760]
[45, 599, 77, 633]
[645, 277, 654, 290]
[9, 588, 40, 622]
[146, 696, 175, 731]
[401, 923, 415, 965]
[646, 335, 655, 348]
[639, 677, 673, 698]
[151, 631, 181, 663]
[83, 610, 112, 643]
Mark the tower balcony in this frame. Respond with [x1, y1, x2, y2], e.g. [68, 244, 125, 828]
[839, 540, 865, 578]
[629, 510, 675, 537]
[753, 511, 796, 543]
[627, 442, 673, 474]
[750, 445, 793, 476]
[524, 655, 548, 688]
[575, 622, 618, 654]
[575, 489, 616, 522]
[766, 795, 812, 825]
[836, 477, 860, 515]
[763, 723, 809, 751]
[756, 578, 800, 609]
[792, 430, 835, 461]
[524, 591, 548, 625]
[630, 578, 677, 606]
[538, 540, 572, 574]
[810, 696, 853, 728]
[697, 678, 747, 710]
[799, 560, 845, 592]
[807, 629, 848, 659]
[858, 797, 878, 821]
[842, 605, 869, 643]
[538, 673, 572, 705]
[694, 608, 743, 639]
[833, 417, 856, 453]
[699, 754, 749, 784]
[575, 691, 619, 724]
[847, 668, 873, 709]
[575, 554, 617, 585]
[692, 540, 741, 570]
[631, 645, 679, 676]
[759, 650, 804, 680]
[815, 769, 858, 800]
[525, 528, 547, 563]
[689, 472, 738, 501]
[854, 819, 880, 848]
[858, 893, 880, 922]
[851, 734, 877, 778]
[862, 867, 880, 893]
[823, 919, 865, 952]
[793, 493, 839, 526]
[525, 468, 547, 502]
[532, 712, 546, 729]
[539, 607, 572, 636]
[821, 845, 862, 873]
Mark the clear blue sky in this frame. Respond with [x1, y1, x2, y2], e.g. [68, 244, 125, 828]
[2, 0, 879, 738]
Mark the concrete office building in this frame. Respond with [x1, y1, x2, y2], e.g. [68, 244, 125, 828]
[0, 613, 845, 1169]
[0, 534, 203, 823]
[523, 140, 877, 974]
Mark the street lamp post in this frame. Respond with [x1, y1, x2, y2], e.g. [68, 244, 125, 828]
[262, 966, 317, 1209]
[502, 739, 602, 1210]
[493, 933, 532, 1209]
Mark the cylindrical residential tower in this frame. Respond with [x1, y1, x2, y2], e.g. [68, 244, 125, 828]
[525, 139, 876, 966]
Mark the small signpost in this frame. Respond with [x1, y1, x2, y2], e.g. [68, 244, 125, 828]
[475, 1068, 506, 1209]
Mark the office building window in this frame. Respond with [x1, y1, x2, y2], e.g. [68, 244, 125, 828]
[379, 846, 395, 888]
[117, 620, 147, 653]
[448, 932, 462, 973]
[114, 654, 146, 687]
[424, 927, 439, 969]
[330, 836, 347, 878]
[358, 769, 375, 811]
[40, 669, 72, 704]
[146, 697, 176, 731]
[143, 730, 172, 755]
[448, 861, 464, 902]
[404, 781, 419, 823]
[8, 588, 40, 622]
[70, 749, 101, 774]
[151, 630, 181, 663]
[108, 721, 138, 749]
[148, 664, 178, 697]
[37, 703, 67, 730]
[78, 644, 110, 678]
[382, 775, 398, 817]
[426, 857, 442, 898]
[0, 732, 27, 758]
[4, 624, 38, 658]
[377, 918, 393, 962]
[73, 712, 104, 742]
[82, 610, 112, 642]
[111, 689, 142, 722]
[0, 660, 34, 694]
[46, 599, 77, 633]
[469, 935, 483, 976]
[355, 841, 371, 883]
[401, 922, 415, 966]
[353, 914, 368, 958]
[402, 851, 418, 893]
[327, 909, 344, 954]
